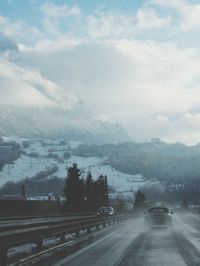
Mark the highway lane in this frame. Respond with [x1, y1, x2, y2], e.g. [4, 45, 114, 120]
[54, 213, 200, 266]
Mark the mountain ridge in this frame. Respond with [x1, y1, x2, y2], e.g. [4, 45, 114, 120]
[0, 105, 130, 143]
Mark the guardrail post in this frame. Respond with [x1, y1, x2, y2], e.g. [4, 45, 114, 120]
[35, 239, 43, 251]
[0, 247, 7, 266]
[103, 223, 106, 228]
[87, 226, 91, 233]
[96, 225, 99, 230]
[75, 229, 80, 237]
[60, 233, 65, 242]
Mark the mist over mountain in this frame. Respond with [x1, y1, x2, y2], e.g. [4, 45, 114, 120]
[0, 104, 129, 143]
[73, 139, 200, 183]
[0, 33, 129, 143]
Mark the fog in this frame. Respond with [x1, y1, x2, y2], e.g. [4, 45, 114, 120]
[1, 1, 200, 143]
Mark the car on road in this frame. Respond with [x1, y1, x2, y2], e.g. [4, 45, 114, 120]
[96, 206, 115, 216]
[145, 207, 172, 227]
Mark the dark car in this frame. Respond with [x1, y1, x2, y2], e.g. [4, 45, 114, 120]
[96, 206, 115, 216]
[145, 207, 172, 227]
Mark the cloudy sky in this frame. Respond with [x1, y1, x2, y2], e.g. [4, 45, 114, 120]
[1, 0, 200, 144]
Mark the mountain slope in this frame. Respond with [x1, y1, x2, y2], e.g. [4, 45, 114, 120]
[0, 105, 130, 143]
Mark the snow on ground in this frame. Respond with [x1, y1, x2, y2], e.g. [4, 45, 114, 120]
[0, 138, 152, 193]
[0, 155, 57, 186]
[67, 156, 149, 193]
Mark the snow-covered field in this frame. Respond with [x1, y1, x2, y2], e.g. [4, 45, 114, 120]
[0, 138, 151, 194]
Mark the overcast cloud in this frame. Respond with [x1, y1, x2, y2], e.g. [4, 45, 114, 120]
[1, 0, 200, 144]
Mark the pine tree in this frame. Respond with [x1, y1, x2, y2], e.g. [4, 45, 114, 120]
[134, 190, 146, 210]
[64, 163, 85, 211]
[115, 194, 126, 212]
[85, 171, 95, 211]
[96, 175, 107, 207]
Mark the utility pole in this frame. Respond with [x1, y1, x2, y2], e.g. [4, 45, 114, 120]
[105, 175, 109, 213]
[21, 184, 26, 199]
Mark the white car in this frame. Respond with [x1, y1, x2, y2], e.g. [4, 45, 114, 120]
[97, 206, 115, 216]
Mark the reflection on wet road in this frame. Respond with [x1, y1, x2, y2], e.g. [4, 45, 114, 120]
[55, 213, 200, 266]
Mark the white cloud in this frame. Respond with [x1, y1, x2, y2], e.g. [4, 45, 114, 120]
[0, 55, 78, 108]
[85, 9, 171, 39]
[86, 12, 134, 39]
[136, 8, 171, 29]
[19, 37, 200, 144]
[180, 4, 200, 31]
[0, 15, 43, 45]
[151, 0, 200, 32]
[2, 1, 200, 144]
[0, 59, 53, 106]
[41, 3, 81, 18]
[150, 0, 184, 8]
[40, 3, 81, 38]
[19, 37, 82, 53]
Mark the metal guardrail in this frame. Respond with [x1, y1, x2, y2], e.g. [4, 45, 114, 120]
[11, 235, 93, 266]
[0, 215, 96, 232]
[0, 215, 126, 265]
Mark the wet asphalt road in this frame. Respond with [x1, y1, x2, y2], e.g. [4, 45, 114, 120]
[54, 213, 200, 266]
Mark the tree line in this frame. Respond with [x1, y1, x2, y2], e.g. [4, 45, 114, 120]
[63, 163, 109, 212]
[63, 163, 148, 213]
[73, 140, 200, 184]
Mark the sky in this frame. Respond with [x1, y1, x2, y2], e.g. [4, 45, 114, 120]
[1, 0, 200, 144]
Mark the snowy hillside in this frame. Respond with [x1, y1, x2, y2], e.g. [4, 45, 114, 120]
[0, 138, 149, 195]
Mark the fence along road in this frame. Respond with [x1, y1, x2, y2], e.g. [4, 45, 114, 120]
[0, 214, 126, 265]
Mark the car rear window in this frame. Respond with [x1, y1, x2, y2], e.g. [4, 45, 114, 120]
[148, 208, 169, 213]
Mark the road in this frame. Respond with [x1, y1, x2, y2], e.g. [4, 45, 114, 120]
[54, 212, 200, 266]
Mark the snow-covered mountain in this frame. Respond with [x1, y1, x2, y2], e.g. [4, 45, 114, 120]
[0, 33, 130, 143]
[0, 104, 129, 143]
